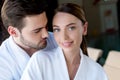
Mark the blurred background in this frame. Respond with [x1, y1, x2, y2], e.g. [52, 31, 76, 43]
[0, 0, 120, 65]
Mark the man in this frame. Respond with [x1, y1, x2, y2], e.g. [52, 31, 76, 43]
[0, 0, 57, 79]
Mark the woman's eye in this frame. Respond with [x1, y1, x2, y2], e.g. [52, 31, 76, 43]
[53, 28, 60, 32]
[68, 26, 75, 31]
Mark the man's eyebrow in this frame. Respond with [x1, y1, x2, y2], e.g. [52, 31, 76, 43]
[32, 27, 43, 31]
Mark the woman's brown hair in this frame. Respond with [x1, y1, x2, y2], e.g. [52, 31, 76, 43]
[54, 3, 88, 56]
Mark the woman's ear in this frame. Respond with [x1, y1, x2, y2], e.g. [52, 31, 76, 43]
[83, 22, 88, 35]
[7, 26, 18, 37]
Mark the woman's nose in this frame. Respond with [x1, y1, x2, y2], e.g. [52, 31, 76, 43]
[61, 31, 69, 40]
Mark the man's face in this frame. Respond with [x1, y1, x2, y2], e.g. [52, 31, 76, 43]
[16, 12, 48, 50]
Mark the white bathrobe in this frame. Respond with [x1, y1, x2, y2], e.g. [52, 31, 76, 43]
[21, 47, 108, 80]
[0, 32, 57, 80]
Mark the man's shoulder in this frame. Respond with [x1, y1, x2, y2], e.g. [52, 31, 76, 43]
[0, 39, 17, 80]
[47, 32, 54, 41]
[44, 32, 58, 50]
[0, 38, 9, 53]
[48, 32, 53, 37]
[0, 37, 15, 63]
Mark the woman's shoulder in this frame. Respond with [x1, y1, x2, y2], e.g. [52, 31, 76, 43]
[83, 55, 103, 69]
[81, 55, 108, 79]
[83, 55, 107, 74]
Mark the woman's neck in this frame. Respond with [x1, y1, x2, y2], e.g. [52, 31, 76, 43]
[63, 49, 81, 80]
[63, 49, 80, 65]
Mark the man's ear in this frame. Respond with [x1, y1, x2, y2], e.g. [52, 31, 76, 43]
[83, 22, 88, 36]
[7, 26, 18, 37]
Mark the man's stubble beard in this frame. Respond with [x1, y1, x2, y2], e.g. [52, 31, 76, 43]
[20, 34, 47, 50]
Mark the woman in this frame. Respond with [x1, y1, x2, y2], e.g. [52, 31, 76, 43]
[21, 3, 108, 80]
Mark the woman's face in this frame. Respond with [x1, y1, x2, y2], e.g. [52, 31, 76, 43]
[53, 12, 87, 53]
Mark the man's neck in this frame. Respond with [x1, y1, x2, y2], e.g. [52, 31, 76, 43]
[13, 37, 38, 57]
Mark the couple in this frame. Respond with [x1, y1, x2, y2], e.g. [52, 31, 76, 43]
[20, 2, 108, 80]
[0, 0, 108, 80]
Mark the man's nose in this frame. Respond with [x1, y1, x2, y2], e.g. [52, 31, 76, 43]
[42, 28, 48, 38]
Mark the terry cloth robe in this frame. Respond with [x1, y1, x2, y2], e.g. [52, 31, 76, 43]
[21, 47, 108, 80]
[0, 32, 58, 80]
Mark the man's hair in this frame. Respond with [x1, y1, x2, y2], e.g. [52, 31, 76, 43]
[1, 0, 47, 31]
